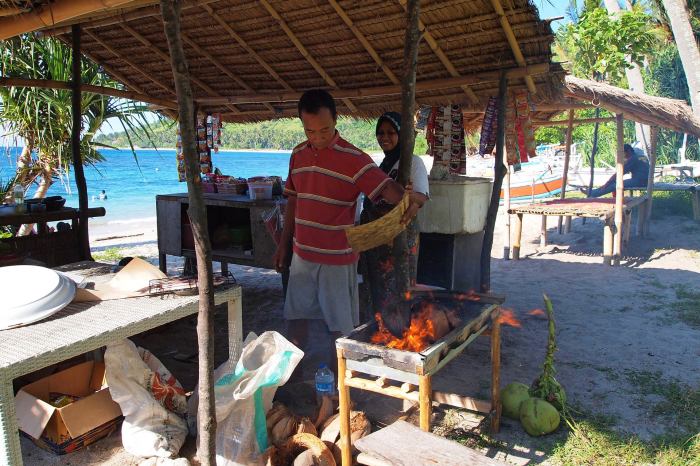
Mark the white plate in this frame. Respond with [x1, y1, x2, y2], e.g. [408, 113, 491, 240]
[0, 267, 77, 330]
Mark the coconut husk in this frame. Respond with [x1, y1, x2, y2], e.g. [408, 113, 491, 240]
[269, 433, 336, 466]
[345, 194, 409, 253]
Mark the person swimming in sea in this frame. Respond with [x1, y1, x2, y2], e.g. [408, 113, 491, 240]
[98, 190, 107, 200]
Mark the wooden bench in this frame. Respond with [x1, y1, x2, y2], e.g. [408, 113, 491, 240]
[354, 420, 508, 466]
[626, 183, 699, 221]
[508, 197, 647, 265]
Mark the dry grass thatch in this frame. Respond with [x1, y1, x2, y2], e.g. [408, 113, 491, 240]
[0, 0, 565, 122]
[564, 76, 700, 138]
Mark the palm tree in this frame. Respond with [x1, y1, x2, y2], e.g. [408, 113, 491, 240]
[0, 34, 158, 210]
[660, 0, 700, 116]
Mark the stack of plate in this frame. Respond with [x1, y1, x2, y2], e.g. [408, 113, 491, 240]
[0, 265, 76, 330]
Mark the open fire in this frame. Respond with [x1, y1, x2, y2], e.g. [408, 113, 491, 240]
[370, 291, 521, 353]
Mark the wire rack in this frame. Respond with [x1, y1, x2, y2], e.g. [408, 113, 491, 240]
[148, 271, 236, 296]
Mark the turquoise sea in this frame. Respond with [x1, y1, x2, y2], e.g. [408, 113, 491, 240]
[0, 147, 292, 225]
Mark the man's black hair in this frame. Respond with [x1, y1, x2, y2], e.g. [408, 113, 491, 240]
[298, 89, 337, 119]
[623, 143, 634, 155]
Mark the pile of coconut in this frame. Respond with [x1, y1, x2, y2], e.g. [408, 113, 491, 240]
[265, 397, 370, 466]
[500, 295, 567, 436]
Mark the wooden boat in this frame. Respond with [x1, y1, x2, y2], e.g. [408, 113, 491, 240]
[500, 171, 564, 202]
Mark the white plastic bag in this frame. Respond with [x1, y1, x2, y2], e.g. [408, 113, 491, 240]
[105, 339, 189, 458]
[190, 331, 303, 466]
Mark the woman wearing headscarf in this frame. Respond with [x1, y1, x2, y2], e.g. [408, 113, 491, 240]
[360, 112, 429, 316]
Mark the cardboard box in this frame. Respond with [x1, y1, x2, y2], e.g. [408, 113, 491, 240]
[15, 360, 123, 453]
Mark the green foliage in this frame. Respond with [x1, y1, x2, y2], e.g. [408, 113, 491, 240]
[530, 295, 567, 413]
[556, 3, 659, 82]
[0, 34, 158, 196]
[96, 117, 430, 154]
[92, 247, 125, 263]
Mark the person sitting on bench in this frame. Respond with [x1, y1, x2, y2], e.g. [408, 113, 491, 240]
[587, 144, 650, 198]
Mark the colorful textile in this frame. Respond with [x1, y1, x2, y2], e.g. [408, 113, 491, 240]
[426, 105, 466, 176]
[479, 97, 499, 156]
[283, 132, 390, 265]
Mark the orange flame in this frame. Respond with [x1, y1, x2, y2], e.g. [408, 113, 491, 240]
[528, 308, 546, 317]
[496, 307, 521, 328]
[370, 304, 439, 352]
[454, 289, 481, 302]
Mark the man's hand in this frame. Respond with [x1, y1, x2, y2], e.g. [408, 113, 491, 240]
[273, 242, 291, 273]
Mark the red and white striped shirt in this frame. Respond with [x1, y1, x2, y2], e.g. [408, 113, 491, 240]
[284, 132, 390, 265]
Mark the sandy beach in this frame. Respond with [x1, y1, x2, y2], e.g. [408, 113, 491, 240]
[21, 197, 700, 465]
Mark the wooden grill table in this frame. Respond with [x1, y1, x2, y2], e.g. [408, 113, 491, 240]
[0, 261, 243, 466]
[335, 294, 503, 466]
[509, 197, 647, 265]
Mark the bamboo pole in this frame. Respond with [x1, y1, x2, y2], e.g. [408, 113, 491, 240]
[558, 109, 574, 234]
[533, 116, 615, 127]
[337, 349, 352, 466]
[71, 25, 92, 261]
[397, 0, 479, 103]
[480, 73, 508, 292]
[513, 213, 523, 259]
[489, 0, 537, 94]
[419, 375, 432, 432]
[613, 114, 625, 265]
[0, 77, 177, 109]
[160, 1, 217, 464]
[642, 126, 659, 236]
[195, 63, 550, 105]
[0, 0, 135, 40]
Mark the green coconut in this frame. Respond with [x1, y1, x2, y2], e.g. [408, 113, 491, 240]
[519, 398, 560, 436]
[500, 382, 531, 420]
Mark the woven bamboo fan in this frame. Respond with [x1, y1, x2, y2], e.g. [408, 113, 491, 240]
[345, 194, 409, 253]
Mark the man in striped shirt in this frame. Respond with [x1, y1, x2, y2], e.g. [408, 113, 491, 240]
[274, 89, 412, 372]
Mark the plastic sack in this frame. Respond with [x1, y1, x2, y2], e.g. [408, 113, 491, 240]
[105, 339, 188, 458]
[190, 331, 303, 466]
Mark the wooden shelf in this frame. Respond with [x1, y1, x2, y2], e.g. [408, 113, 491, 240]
[181, 248, 255, 264]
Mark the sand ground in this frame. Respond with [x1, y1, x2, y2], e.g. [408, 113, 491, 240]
[18, 206, 700, 465]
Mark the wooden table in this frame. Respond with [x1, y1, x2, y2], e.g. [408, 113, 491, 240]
[508, 197, 647, 265]
[0, 261, 243, 466]
[628, 183, 700, 221]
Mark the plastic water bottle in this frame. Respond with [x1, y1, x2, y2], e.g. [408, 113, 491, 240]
[315, 363, 335, 401]
[12, 184, 24, 213]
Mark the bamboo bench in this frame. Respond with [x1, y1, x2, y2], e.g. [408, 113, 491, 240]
[355, 420, 508, 466]
[626, 183, 700, 221]
[508, 197, 647, 265]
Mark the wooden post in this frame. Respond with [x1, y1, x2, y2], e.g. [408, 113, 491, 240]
[71, 24, 91, 261]
[480, 73, 508, 292]
[613, 114, 625, 266]
[540, 215, 547, 248]
[503, 154, 511, 260]
[391, 0, 421, 302]
[642, 126, 659, 236]
[490, 312, 501, 433]
[512, 213, 523, 259]
[160, 2, 218, 464]
[337, 349, 352, 466]
[603, 219, 614, 265]
[419, 374, 432, 432]
[558, 109, 574, 234]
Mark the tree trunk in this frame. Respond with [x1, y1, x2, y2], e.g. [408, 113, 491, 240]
[392, 0, 421, 299]
[71, 24, 91, 261]
[4, 144, 32, 204]
[587, 107, 601, 196]
[480, 74, 508, 292]
[17, 166, 52, 236]
[160, 1, 217, 464]
[662, 0, 700, 116]
[602, 0, 650, 147]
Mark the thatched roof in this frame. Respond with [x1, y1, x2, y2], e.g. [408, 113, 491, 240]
[0, 0, 565, 122]
[563, 76, 700, 137]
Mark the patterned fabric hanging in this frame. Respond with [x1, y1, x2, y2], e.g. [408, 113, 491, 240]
[478, 97, 499, 157]
[426, 105, 466, 179]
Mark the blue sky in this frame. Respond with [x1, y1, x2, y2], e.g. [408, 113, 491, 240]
[533, 0, 573, 30]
